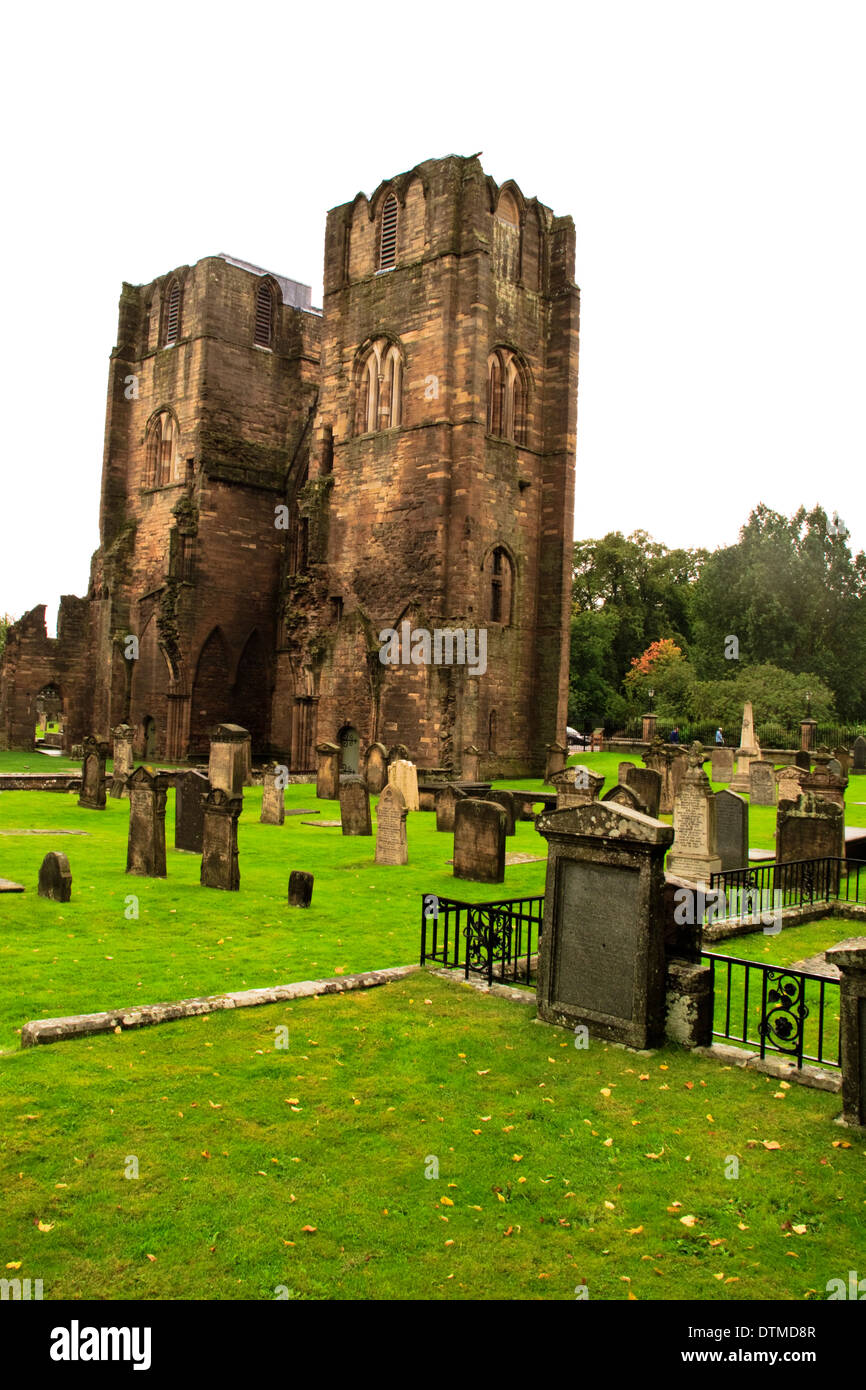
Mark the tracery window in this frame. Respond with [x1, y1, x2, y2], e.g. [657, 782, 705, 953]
[144, 411, 180, 487]
[354, 338, 403, 434]
[486, 349, 528, 445]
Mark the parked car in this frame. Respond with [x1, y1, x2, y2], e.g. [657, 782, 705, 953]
[566, 726, 591, 750]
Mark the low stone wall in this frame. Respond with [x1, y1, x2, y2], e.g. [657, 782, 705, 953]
[0, 774, 81, 792]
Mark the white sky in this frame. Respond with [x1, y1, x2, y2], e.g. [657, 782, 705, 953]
[2, 1, 864, 631]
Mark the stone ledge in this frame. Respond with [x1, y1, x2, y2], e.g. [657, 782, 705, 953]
[20, 964, 420, 1048]
[691, 1042, 841, 1092]
[426, 965, 535, 1005]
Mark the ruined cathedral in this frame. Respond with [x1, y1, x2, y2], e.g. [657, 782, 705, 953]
[0, 155, 579, 778]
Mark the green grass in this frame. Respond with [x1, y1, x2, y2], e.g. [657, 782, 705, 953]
[1, 974, 863, 1301]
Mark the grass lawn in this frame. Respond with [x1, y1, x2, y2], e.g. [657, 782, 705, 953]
[1, 974, 863, 1302]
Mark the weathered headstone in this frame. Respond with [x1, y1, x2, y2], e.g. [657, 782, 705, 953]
[78, 736, 109, 810]
[175, 769, 210, 852]
[260, 763, 286, 825]
[37, 851, 72, 902]
[339, 775, 372, 836]
[812, 743, 833, 768]
[288, 870, 314, 908]
[435, 783, 466, 833]
[375, 783, 408, 865]
[535, 802, 673, 1048]
[201, 789, 242, 891]
[208, 724, 250, 798]
[387, 743, 410, 766]
[777, 766, 806, 807]
[826, 757, 843, 778]
[710, 746, 734, 784]
[642, 738, 685, 814]
[110, 723, 135, 798]
[388, 758, 419, 812]
[795, 750, 812, 771]
[486, 789, 516, 836]
[670, 746, 690, 802]
[749, 759, 776, 806]
[729, 702, 761, 794]
[453, 798, 506, 884]
[544, 741, 568, 783]
[552, 765, 603, 809]
[364, 742, 389, 795]
[315, 741, 341, 799]
[834, 746, 851, 777]
[667, 743, 722, 882]
[618, 761, 637, 787]
[126, 767, 168, 878]
[801, 763, 847, 809]
[714, 789, 748, 872]
[852, 736, 866, 774]
[601, 783, 642, 810]
[776, 792, 844, 868]
[462, 744, 481, 782]
[625, 765, 661, 818]
[825, 940, 866, 1128]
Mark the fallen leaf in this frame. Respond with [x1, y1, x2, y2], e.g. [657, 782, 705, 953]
[37, 1221, 54, 1233]
[679, 1215, 698, 1228]
[627, 1225, 644, 1235]
[146, 1254, 156, 1262]
[5, 1262, 22, 1270]
[763, 1140, 782, 1150]
[301, 1225, 317, 1234]
[440, 1196, 454, 1207]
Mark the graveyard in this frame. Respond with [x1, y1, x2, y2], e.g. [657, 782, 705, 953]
[1, 739, 865, 1301]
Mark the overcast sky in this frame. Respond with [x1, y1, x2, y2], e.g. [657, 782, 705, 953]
[2, 1, 864, 631]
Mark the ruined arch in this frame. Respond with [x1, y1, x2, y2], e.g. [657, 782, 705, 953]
[189, 627, 233, 754]
[232, 629, 270, 755]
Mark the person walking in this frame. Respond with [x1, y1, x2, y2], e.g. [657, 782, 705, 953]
[715, 727, 724, 745]
[669, 726, 680, 744]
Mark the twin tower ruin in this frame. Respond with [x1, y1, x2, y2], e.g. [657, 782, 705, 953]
[0, 155, 579, 777]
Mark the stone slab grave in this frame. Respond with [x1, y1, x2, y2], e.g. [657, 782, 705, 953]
[729, 702, 761, 795]
[126, 767, 168, 878]
[667, 743, 722, 882]
[775, 793, 844, 890]
[285, 808, 318, 816]
[339, 775, 372, 836]
[0, 829, 89, 836]
[78, 736, 110, 810]
[316, 741, 341, 800]
[388, 758, 420, 812]
[788, 939, 865, 979]
[714, 788, 748, 872]
[364, 742, 389, 796]
[535, 801, 673, 1048]
[0, 878, 25, 893]
[625, 765, 661, 818]
[301, 819, 342, 828]
[453, 798, 506, 884]
[288, 871, 314, 908]
[435, 784, 466, 833]
[260, 763, 286, 826]
[208, 724, 250, 798]
[825, 940, 866, 1128]
[749, 759, 776, 806]
[175, 770, 210, 853]
[201, 789, 242, 891]
[38, 851, 72, 902]
[711, 746, 734, 784]
[375, 783, 408, 865]
[110, 723, 135, 798]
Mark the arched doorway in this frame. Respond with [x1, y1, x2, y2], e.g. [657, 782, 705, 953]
[190, 628, 233, 756]
[232, 630, 270, 755]
[339, 724, 360, 774]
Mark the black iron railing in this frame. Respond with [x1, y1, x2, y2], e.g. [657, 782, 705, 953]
[701, 951, 840, 1068]
[707, 858, 865, 921]
[420, 893, 543, 986]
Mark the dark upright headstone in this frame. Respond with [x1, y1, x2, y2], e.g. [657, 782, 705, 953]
[435, 784, 466, 833]
[78, 736, 109, 810]
[625, 766, 662, 818]
[126, 767, 168, 877]
[714, 789, 748, 872]
[795, 750, 811, 771]
[852, 736, 866, 773]
[288, 871, 314, 908]
[364, 742, 389, 795]
[485, 789, 516, 836]
[37, 851, 72, 902]
[175, 770, 210, 852]
[339, 775, 372, 836]
[453, 799, 506, 884]
[201, 789, 242, 891]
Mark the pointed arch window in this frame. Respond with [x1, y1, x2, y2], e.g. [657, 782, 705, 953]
[163, 279, 181, 346]
[144, 411, 180, 487]
[379, 193, 398, 270]
[487, 348, 529, 445]
[254, 281, 274, 348]
[354, 338, 403, 434]
[484, 546, 514, 627]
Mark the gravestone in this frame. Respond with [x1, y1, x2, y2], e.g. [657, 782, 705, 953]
[364, 742, 389, 795]
[78, 736, 109, 810]
[824, 941, 866, 1128]
[812, 743, 833, 768]
[208, 724, 250, 798]
[710, 746, 734, 784]
[37, 851, 72, 902]
[388, 758, 419, 812]
[642, 739, 684, 815]
[462, 744, 481, 782]
[801, 764, 847, 809]
[776, 766, 806, 807]
[552, 765, 603, 809]
[749, 759, 776, 806]
[387, 743, 410, 766]
[795, 750, 811, 771]
[260, 763, 286, 825]
[535, 802, 673, 1048]
[544, 741, 568, 783]
[667, 743, 722, 882]
[730, 702, 761, 794]
[625, 766, 661, 818]
[453, 798, 506, 884]
[201, 789, 242, 891]
[288, 871, 314, 908]
[852, 736, 866, 774]
[315, 741, 341, 800]
[125, 767, 168, 878]
[714, 789, 749, 872]
[486, 789, 516, 836]
[175, 770, 210, 852]
[110, 724, 135, 798]
[776, 793, 844, 868]
[435, 784, 466, 833]
[826, 757, 843, 778]
[339, 775, 372, 836]
[601, 783, 642, 810]
[670, 747, 690, 801]
[375, 783, 408, 865]
[618, 761, 636, 787]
